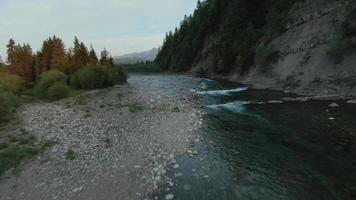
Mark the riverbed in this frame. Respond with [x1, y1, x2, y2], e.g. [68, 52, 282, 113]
[130, 75, 356, 200]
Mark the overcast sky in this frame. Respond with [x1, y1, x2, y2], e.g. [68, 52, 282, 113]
[0, 0, 197, 59]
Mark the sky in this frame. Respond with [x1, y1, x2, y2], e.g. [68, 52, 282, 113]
[0, 0, 197, 60]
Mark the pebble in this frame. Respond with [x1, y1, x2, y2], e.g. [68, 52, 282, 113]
[328, 102, 339, 107]
[9, 78, 204, 199]
[347, 100, 356, 104]
[268, 100, 283, 104]
[165, 193, 174, 200]
[72, 187, 83, 193]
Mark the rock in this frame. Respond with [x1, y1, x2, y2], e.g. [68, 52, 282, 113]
[72, 186, 83, 193]
[165, 193, 174, 200]
[173, 164, 180, 169]
[328, 102, 339, 108]
[347, 100, 356, 104]
[268, 100, 283, 104]
[282, 97, 311, 102]
[329, 117, 335, 120]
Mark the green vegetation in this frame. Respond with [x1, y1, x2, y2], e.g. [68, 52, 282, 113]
[156, 0, 303, 74]
[34, 70, 69, 101]
[128, 102, 144, 113]
[0, 126, 58, 175]
[70, 65, 127, 90]
[0, 91, 20, 123]
[0, 35, 127, 128]
[65, 149, 76, 160]
[47, 83, 70, 101]
[121, 62, 162, 73]
[0, 71, 24, 93]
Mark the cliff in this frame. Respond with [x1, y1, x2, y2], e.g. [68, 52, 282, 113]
[156, 0, 356, 98]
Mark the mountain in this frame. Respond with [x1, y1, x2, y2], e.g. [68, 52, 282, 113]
[114, 48, 159, 64]
[156, 0, 356, 97]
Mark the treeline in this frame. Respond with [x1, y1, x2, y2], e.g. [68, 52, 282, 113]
[3, 36, 115, 86]
[156, 0, 301, 74]
[0, 36, 126, 122]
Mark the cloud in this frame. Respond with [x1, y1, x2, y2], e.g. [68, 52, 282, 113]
[0, 0, 196, 58]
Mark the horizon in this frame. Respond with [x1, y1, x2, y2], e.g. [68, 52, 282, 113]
[0, 0, 197, 60]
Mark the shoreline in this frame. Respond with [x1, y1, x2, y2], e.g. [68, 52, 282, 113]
[0, 83, 203, 200]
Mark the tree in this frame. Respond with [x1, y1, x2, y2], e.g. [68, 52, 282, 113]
[6, 39, 16, 64]
[71, 37, 89, 68]
[50, 37, 70, 72]
[8, 43, 36, 85]
[36, 36, 70, 74]
[88, 45, 99, 64]
[100, 48, 110, 65]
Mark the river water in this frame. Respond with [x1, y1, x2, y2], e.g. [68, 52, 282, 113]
[129, 75, 356, 200]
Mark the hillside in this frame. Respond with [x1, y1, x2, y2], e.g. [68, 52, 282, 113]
[156, 0, 356, 97]
[114, 48, 159, 64]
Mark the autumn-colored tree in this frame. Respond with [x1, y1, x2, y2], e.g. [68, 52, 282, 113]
[36, 36, 70, 75]
[8, 42, 36, 85]
[71, 37, 89, 68]
[51, 37, 70, 72]
[36, 37, 54, 75]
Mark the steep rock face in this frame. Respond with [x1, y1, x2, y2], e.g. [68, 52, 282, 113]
[190, 0, 356, 97]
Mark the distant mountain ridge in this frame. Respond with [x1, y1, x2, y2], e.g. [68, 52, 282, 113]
[114, 48, 159, 64]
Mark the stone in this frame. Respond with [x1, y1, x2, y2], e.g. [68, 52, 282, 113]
[328, 102, 339, 108]
[347, 100, 356, 104]
[268, 100, 283, 104]
[165, 194, 174, 200]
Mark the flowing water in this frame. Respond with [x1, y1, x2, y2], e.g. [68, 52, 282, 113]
[129, 75, 356, 200]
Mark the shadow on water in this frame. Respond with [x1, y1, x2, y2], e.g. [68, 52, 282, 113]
[129, 75, 356, 200]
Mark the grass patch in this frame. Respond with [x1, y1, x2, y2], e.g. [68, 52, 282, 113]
[0, 143, 40, 175]
[128, 102, 144, 113]
[65, 149, 76, 160]
[40, 139, 59, 151]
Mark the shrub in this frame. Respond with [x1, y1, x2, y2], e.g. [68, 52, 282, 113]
[128, 102, 144, 113]
[47, 83, 70, 101]
[65, 149, 76, 160]
[0, 71, 24, 93]
[35, 70, 67, 98]
[71, 65, 127, 89]
[0, 91, 19, 122]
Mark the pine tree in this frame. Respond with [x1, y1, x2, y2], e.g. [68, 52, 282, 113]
[50, 36, 70, 72]
[9, 43, 36, 85]
[6, 39, 16, 64]
[88, 45, 99, 64]
[100, 48, 110, 65]
[71, 37, 89, 68]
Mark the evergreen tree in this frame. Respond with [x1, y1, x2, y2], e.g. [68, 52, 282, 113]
[50, 36, 70, 72]
[6, 39, 16, 64]
[88, 45, 99, 64]
[100, 48, 110, 65]
[8, 43, 36, 85]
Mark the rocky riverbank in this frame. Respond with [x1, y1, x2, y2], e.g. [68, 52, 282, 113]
[0, 83, 203, 200]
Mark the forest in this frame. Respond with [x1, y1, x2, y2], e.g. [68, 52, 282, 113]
[156, 0, 302, 74]
[0, 36, 126, 123]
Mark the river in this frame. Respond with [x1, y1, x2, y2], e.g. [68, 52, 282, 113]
[129, 75, 356, 200]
